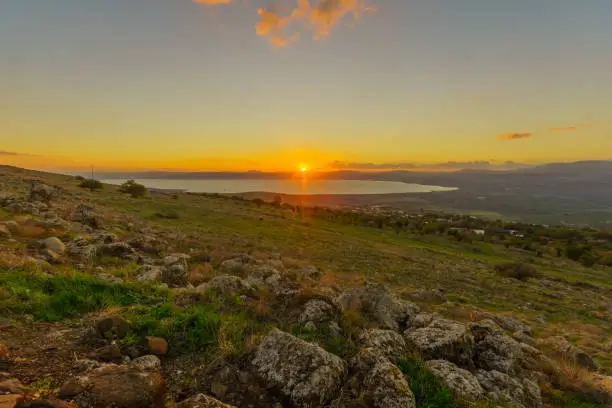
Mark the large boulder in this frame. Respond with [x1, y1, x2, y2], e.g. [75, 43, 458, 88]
[337, 284, 419, 331]
[470, 320, 524, 375]
[404, 318, 474, 368]
[41, 237, 66, 255]
[66, 238, 97, 263]
[251, 328, 346, 407]
[347, 349, 415, 408]
[424, 360, 484, 402]
[171, 394, 235, 408]
[475, 369, 542, 408]
[59, 362, 166, 408]
[162, 254, 190, 287]
[359, 329, 407, 362]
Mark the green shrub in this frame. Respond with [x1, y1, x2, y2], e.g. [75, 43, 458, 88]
[494, 262, 539, 281]
[566, 245, 587, 261]
[397, 356, 455, 408]
[154, 207, 180, 219]
[119, 179, 148, 198]
[78, 178, 103, 191]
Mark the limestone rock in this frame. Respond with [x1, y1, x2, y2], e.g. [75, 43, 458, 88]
[135, 265, 164, 283]
[475, 369, 542, 408]
[358, 329, 407, 362]
[347, 349, 415, 408]
[251, 328, 346, 407]
[425, 360, 484, 402]
[197, 275, 252, 296]
[41, 237, 66, 255]
[298, 299, 338, 324]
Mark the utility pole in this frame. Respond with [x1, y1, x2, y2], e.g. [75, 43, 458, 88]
[91, 165, 94, 180]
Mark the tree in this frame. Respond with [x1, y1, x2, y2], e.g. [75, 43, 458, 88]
[78, 178, 103, 191]
[119, 180, 148, 198]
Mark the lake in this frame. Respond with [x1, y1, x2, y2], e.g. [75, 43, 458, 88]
[102, 179, 457, 195]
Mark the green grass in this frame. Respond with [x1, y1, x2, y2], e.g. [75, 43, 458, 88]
[397, 356, 456, 408]
[0, 268, 168, 322]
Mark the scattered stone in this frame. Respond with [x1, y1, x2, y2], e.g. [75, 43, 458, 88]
[162, 254, 190, 287]
[146, 337, 168, 356]
[99, 242, 137, 260]
[197, 275, 252, 296]
[469, 320, 524, 375]
[539, 336, 599, 372]
[66, 239, 97, 263]
[475, 369, 542, 408]
[135, 265, 164, 283]
[40, 237, 66, 255]
[425, 360, 484, 402]
[95, 316, 131, 340]
[28, 181, 56, 204]
[251, 328, 347, 407]
[90, 344, 123, 363]
[298, 299, 338, 324]
[411, 312, 441, 329]
[347, 348, 416, 408]
[172, 393, 235, 408]
[59, 364, 166, 408]
[72, 204, 104, 229]
[404, 318, 474, 368]
[358, 329, 407, 362]
[337, 284, 419, 331]
[131, 355, 162, 371]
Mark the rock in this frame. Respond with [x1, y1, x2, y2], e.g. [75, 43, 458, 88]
[66, 239, 97, 263]
[41, 237, 65, 255]
[475, 370, 542, 408]
[337, 284, 419, 331]
[539, 336, 599, 372]
[188, 264, 213, 286]
[90, 344, 123, 363]
[490, 314, 532, 336]
[251, 328, 347, 407]
[146, 337, 168, 355]
[1, 221, 19, 234]
[17, 399, 78, 407]
[0, 377, 29, 394]
[347, 349, 416, 408]
[94, 273, 122, 284]
[99, 242, 137, 260]
[73, 359, 102, 373]
[0, 394, 23, 408]
[469, 320, 524, 375]
[59, 364, 165, 408]
[0, 224, 11, 239]
[411, 312, 441, 329]
[197, 275, 252, 296]
[0, 343, 8, 359]
[172, 393, 235, 408]
[220, 256, 253, 274]
[301, 265, 321, 280]
[38, 248, 62, 263]
[404, 319, 474, 368]
[129, 235, 165, 255]
[424, 360, 484, 402]
[358, 329, 407, 362]
[29, 181, 56, 203]
[135, 265, 164, 283]
[131, 355, 162, 371]
[162, 254, 190, 287]
[298, 299, 338, 324]
[96, 316, 131, 340]
[72, 204, 104, 229]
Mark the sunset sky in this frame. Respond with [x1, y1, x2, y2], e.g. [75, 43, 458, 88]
[1, 0, 611, 171]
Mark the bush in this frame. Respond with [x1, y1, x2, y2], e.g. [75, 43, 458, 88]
[397, 356, 455, 408]
[119, 179, 148, 198]
[78, 178, 103, 191]
[494, 262, 539, 281]
[566, 245, 588, 261]
[154, 207, 180, 220]
[74, 175, 85, 181]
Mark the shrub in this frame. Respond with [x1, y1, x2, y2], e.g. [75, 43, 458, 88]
[74, 175, 85, 181]
[118, 179, 148, 198]
[78, 178, 103, 191]
[494, 262, 539, 281]
[154, 207, 180, 219]
[566, 245, 587, 262]
[397, 356, 455, 408]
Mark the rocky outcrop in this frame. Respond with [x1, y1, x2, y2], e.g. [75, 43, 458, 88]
[475, 369, 542, 408]
[251, 329, 346, 407]
[298, 299, 338, 324]
[358, 329, 407, 362]
[162, 254, 190, 287]
[424, 360, 484, 402]
[72, 204, 104, 229]
[337, 284, 419, 331]
[135, 265, 165, 283]
[469, 320, 524, 375]
[28, 181, 56, 204]
[404, 318, 474, 368]
[347, 349, 415, 408]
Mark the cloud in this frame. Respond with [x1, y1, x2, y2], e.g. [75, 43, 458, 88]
[194, 0, 375, 47]
[0, 150, 23, 156]
[551, 125, 578, 132]
[497, 132, 532, 141]
[193, 0, 232, 4]
[329, 160, 530, 171]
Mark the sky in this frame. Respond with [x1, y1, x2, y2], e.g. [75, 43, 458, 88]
[1, 0, 611, 172]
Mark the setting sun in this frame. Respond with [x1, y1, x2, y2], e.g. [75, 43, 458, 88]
[301, 167, 308, 173]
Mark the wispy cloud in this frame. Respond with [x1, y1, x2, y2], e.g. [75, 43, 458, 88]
[330, 160, 530, 171]
[0, 150, 24, 156]
[194, 0, 375, 47]
[551, 125, 578, 132]
[497, 132, 532, 141]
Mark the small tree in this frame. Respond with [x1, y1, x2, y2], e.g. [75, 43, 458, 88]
[119, 179, 148, 198]
[78, 178, 103, 191]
